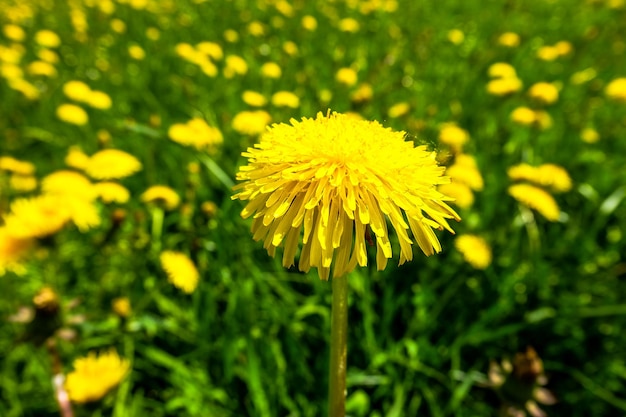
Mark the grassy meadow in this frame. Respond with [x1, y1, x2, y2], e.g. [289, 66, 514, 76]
[1, 0, 626, 416]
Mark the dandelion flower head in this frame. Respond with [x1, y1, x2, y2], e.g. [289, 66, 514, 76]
[605, 78, 626, 102]
[232, 110, 272, 136]
[232, 111, 460, 280]
[160, 251, 199, 293]
[86, 149, 142, 180]
[141, 185, 180, 210]
[455, 234, 492, 269]
[65, 349, 130, 403]
[0, 227, 33, 276]
[508, 183, 560, 221]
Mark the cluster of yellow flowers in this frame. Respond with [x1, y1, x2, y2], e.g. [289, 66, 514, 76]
[486, 62, 523, 96]
[168, 117, 224, 152]
[507, 163, 572, 221]
[536, 41, 573, 61]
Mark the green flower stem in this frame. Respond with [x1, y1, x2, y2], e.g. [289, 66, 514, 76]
[150, 206, 164, 253]
[329, 275, 348, 417]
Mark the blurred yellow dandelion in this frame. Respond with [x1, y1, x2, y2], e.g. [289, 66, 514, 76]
[0, 156, 35, 175]
[3, 24, 25, 42]
[196, 41, 223, 60]
[160, 251, 199, 293]
[224, 54, 248, 77]
[261, 62, 282, 79]
[555, 41, 573, 56]
[498, 32, 520, 48]
[536, 45, 560, 61]
[248, 21, 265, 36]
[339, 18, 360, 33]
[488, 62, 517, 79]
[112, 297, 131, 317]
[141, 185, 180, 210]
[448, 29, 465, 45]
[232, 110, 272, 135]
[146, 27, 160, 41]
[271, 91, 300, 108]
[438, 181, 475, 209]
[42, 170, 96, 200]
[63, 80, 91, 101]
[511, 107, 537, 126]
[302, 15, 318, 31]
[85, 149, 142, 180]
[9, 174, 37, 192]
[0, 227, 33, 276]
[508, 184, 560, 221]
[486, 77, 523, 96]
[94, 182, 130, 204]
[446, 154, 484, 191]
[3, 195, 71, 239]
[242, 90, 267, 107]
[387, 102, 410, 118]
[336, 67, 358, 86]
[232, 111, 460, 280]
[168, 118, 223, 151]
[571, 67, 597, 85]
[508, 163, 572, 193]
[439, 124, 469, 152]
[605, 78, 626, 102]
[350, 83, 373, 103]
[56, 104, 88, 126]
[26, 61, 57, 77]
[223, 29, 239, 43]
[581, 127, 599, 143]
[283, 41, 298, 56]
[455, 234, 492, 269]
[86, 91, 113, 110]
[110, 19, 126, 33]
[8, 78, 40, 100]
[65, 146, 90, 170]
[65, 349, 130, 403]
[528, 82, 559, 105]
[35, 30, 61, 48]
[128, 45, 145, 60]
[38, 49, 59, 64]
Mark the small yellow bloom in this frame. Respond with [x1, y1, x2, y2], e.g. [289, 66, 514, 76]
[0, 45, 24, 64]
[387, 102, 410, 118]
[141, 185, 180, 210]
[283, 41, 298, 56]
[160, 251, 199, 293]
[438, 181, 474, 209]
[498, 32, 520, 48]
[65, 146, 90, 170]
[112, 297, 131, 317]
[271, 91, 300, 108]
[508, 163, 572, 193]
[570, 68, 597, 85]
[555, 41, 573, 56]
[486, 77, 523, 96]
[94, 182, 130, 204]
[350, 83, 373, 103]
[455, 234, 492, 269]
[168, 118, 223, 151]
[536, 45, 560, 61]
[86, 149, 142, 180]
[3, 195, 71, 239]
[63, 80, 91, 101]
[232, 110, 272, 135]
[446, 154, 483, 191]
[8, 79, 40, 100]
[196, 41, 223, 60]
[35, 30, 61, 48]
[3, 24, 26, 42]
[128, 45, 145, 60]
[339, 18, 360, 33]
[85, 90, 112, 110]
[302, 15, 318, 31]
[0, 226, 33, 276]
[439, 124, 469, 152]
[447, 29, 464, 45]
[10, 174, 37, 192]
[56, 104, 89, 126]
[110, 19, 126, 33]
[223, 29, 239, 43]
[488, 62, 517, 79]
[201, 201, 218, 217]
[42, 170, 96, 201]
[38, 49, 59, 64]
[145, 27, 160, 41]
[224, 54, 248, 77]
[248, 21, 265, 36]
[580, 127, 599, 143]
[65, 349, 130, 403]
[1, 64, 23, 80]
[261, 62, 282, 79]
[335, 67, 358, 86]
[605, 78, 626, 102]
[0, 156, 35, 175]
[508, 184, 560, 221]
[242, 90, 267, 107]
[528, 82, 559, 105]
[510, 107, 536, 126]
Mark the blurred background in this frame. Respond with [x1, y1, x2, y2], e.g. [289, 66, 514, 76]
[1, 0, 625, 416]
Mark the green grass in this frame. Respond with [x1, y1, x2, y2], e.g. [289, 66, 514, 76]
[1, 0, 626, 416]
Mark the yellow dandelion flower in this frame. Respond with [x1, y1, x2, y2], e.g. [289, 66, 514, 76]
[336, 67, 358, 86]
[10, 174, 37, 192]
[128, 45, 145, 60]
[112, 297, 131, 317]
[56, 104, 88, 126]
[261, 62, 282, 79]
[64, 195, 102, 232]
[446, 154, 483, 191]
[65, 349, 130, 403]
[3, 195, 71, 238]
[35, 30, 61, 48]
[110, 19, 126, 33]
[160, 251, 199, 293]
[511, 107, 536, 126]
[350, 83, 373, 103]
[27, 61, 57, 77]
[168, 118, 223, 151]
[223, 29, 239, 43]
[534, 110, 553, 130]
[0, 156, 35, 175]
[232, 110, 272, 136]
[487, 77, 523, 96]
[65, 146, 90, 170]
[232, 111, 460, 280]
[94, 182, 130, 204]
[271, 91, 300, 108]
[2, 64, 23, 80]
[201, 201, 218, 217]
[488, 62, 517, 79]
[339, 18, 360, 33]
[439, 124, 469, 152]
[224, 54, 248, 77]
[571, 67, 597, 85]
[196, 41, 223, 60]
[242, 90, 267, 107]
[508, 184, 560, 221]
[455, 234, 492, 269]
[448, 29, 465, 45]
[146, 27, 160, 40]
[536, 45, 559, 61]
[0, 45, 24, 64]
[0, 227, 33, 276]
[248, 21, 265, 36]
[85, 90, 112, 110]
[42, 170, 96, 200]
[438, 182, 474, 209]
[86, 149, 142, 180]
[605, 78, 626, 102]
[528, 82, 559, 105]
[302, 15, 318, 31]
[3, 24, 25, 42]
[8, 78, 40, 100]
[283, 41, 298, 56]
[38, 49, 59, 64]
[141, 185, 180, 210]
[63, 80, 91, 102]
[555, 41, 573, 56]
[536, 164, 572, 192]
[581, 127, 599, 143]
[498, 32, 520, 48]
[386, 102, 409, 118]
